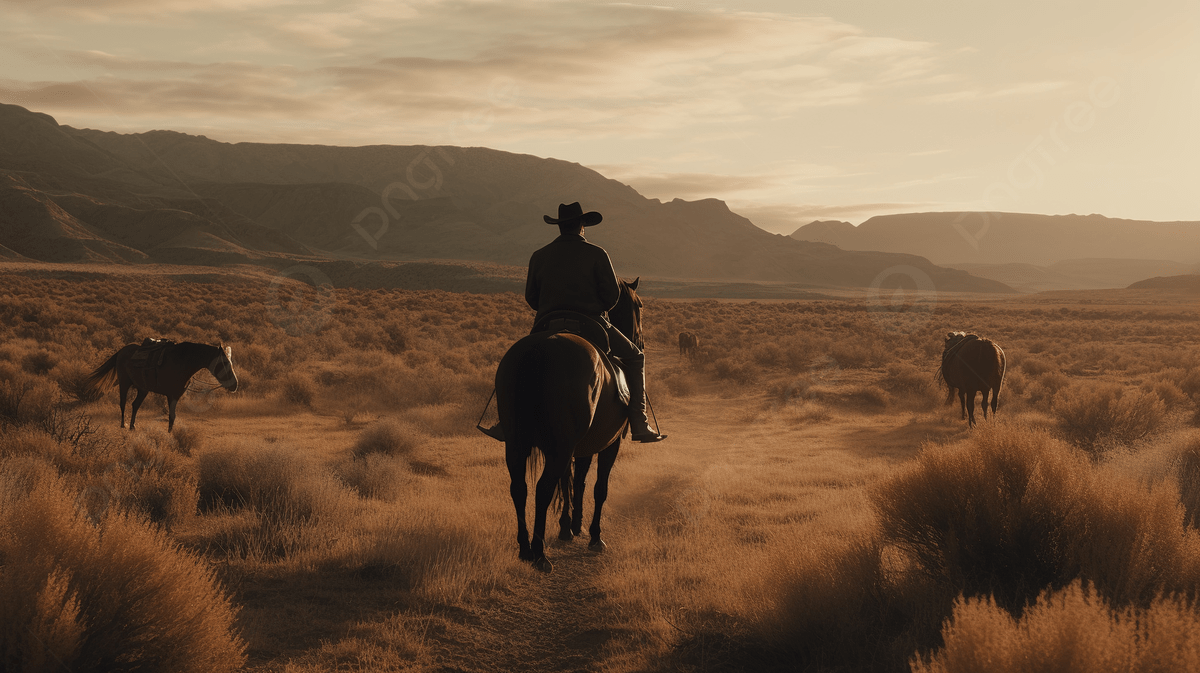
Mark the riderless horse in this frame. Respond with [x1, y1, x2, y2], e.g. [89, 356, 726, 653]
[937, 331, 1005, 428]
[495, 278, 645, 572]
[86, 338, 238, 431]
[678, 331, 700, 359]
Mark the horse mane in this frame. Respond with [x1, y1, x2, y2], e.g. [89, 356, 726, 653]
[934, 331, 981, 394]
[610, 278, 643, 349]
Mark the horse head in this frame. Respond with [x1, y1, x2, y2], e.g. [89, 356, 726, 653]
[211, 342, 239, 392]
[943, 331, 971, 352]
[611, 277, 644, 350]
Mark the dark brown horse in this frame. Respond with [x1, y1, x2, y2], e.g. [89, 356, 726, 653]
[86, 340, 238, 431]
[937, 331, 1005, 428]
[678, 331, 699, 359]
[495, 278, 644, 572]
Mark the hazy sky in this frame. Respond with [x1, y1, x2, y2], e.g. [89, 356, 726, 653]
[2, 0, 1197, 233]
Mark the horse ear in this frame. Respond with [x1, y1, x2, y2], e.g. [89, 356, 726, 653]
[629, 277, 639, 291]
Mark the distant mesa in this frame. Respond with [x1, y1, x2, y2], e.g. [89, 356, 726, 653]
[790, 211, 1200, 267]
[790, 220, 855, 246]
[792, 212, 1200, 292]
[0, 103, 1014, 293]
[1126, 274, 1200, 292]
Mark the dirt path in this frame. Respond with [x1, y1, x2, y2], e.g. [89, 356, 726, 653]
[182, 364, 955, 672]
[423, 390, 784, 673]
[429, 540, 614, 673]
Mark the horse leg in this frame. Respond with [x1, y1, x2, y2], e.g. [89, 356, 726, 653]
[558, 466, 575, 542]
[570, 453, 593, 537]
[118, 381, 130, 428]
[589, 441, 621, 552]
[966, 391, 977, 428]
[531, 450, 572, 573]
[167, 396, 178, 432]
[958, 391, 968, 420]
[981, 388, 990, 420]
[506, 446, 534, 562]
[991, 387, 1000, 417]
[129, 389, 149, 430]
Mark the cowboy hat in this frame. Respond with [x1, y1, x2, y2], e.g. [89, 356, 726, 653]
[544, 202, 602, 226]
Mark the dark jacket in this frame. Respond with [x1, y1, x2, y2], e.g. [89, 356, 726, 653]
[525, 234, 620, 321]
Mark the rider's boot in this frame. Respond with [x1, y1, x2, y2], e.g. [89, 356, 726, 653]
[625, 355, 666, 443]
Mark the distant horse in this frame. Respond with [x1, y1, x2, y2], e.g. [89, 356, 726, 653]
[86, 339, 238, 431]
[678, 331, 700, 359]
[495, 278, 644, 572]
[936, 331, 1005, 428]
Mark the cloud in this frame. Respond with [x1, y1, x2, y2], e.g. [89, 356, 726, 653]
[0, 2, 952, 144]
[0, 64, 323, 118]
[590, 160, 861, 202]
[884, 173, 972, 190]
[917, 80, 1068, 104]
[729, 201, 936, 233]
[613, 171, 776, 200]
[3, 0, 313, 21]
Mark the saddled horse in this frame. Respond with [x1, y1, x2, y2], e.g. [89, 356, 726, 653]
[678, 331, 699, 359]
[936, 331, 1005, 428]
[86, 339, 239, 431]
[495, 278, 644, 573]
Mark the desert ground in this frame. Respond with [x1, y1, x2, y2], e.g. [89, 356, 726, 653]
[3, 263, 1200, 673]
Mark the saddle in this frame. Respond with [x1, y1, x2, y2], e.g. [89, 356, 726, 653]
[130, 337, 174, 369]
[943, 333, 980, 364]
[531, 311, 630, 406]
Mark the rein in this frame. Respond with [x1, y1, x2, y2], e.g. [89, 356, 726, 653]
[187, 377, 225, 394]
[190, 353, 233, 393]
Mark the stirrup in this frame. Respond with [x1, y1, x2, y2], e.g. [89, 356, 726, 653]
[479, 423, 505, 442]
[631, 428, 666, 443]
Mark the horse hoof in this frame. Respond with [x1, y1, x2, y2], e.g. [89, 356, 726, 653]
[571, 527, 582, 537]
[558, 530, 574, 542]
[533, 556, 554, 573]
[588, 539, 607, 553]
[518, 549, 536, 562]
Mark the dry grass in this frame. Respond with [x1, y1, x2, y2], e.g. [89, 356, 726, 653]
[335, 453, 415, 500]
[913, 581, 1200, 673]
[753, 534, 943, 669]
[3, 269, 1200, 672]
[1177, 436, 1200, 530]
[194, 442, 360, 562]
[0, 456, 245, 673]
[351, 420, 426, 459]
[873, 423, 1200, 613]
[1054, 383, 1169, 456]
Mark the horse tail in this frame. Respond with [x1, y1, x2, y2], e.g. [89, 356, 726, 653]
[997, 343, 1007, 387]
[514, 343, 544, 451]
[554, 457, 573, 517]
[85, 348, 124, 392]
[513, 344, 561, 502]
[993, 343, 1006, 413]
[934, 359, 955, 405]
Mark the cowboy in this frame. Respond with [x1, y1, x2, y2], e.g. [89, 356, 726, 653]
[482, 202, 666, 443]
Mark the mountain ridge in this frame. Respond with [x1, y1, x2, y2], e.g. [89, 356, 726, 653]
[0, 104, 1012, 293]
[791, 211, 1200, 267]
